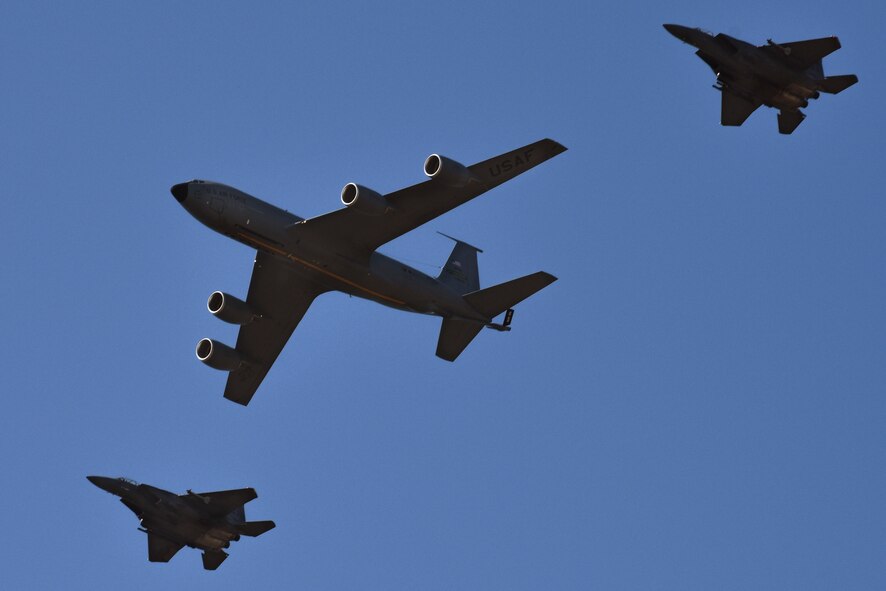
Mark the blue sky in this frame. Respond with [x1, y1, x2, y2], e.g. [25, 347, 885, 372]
[2, 1, 884, 589]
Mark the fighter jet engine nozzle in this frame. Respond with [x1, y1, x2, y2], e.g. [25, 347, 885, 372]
[196, 338, 242, 371]
[424, 154, 473, 188]
[340, 183, 388, 215]
[207, 291, 254, 325]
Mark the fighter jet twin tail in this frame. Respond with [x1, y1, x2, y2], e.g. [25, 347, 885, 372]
[664, 24, 858, 134]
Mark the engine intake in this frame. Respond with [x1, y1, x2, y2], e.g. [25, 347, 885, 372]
[207, 291, 254, 325]
[196, 338, 242, 371]
[341, 183, 388, 215]
[424, 154, 473, 188]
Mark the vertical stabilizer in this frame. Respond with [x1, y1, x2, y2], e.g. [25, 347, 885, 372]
[437, 232, 482, 294]
[202, 551, 228, 570]
[227, 505, 246, 524]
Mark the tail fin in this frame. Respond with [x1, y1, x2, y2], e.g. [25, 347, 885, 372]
[435, 271, 557, 362]
[227, 505, 245, 524]
[202, 550, 228, 570]
[236, 520, 276, 537]
[437, 232, 481, 294]
[463, 271, 557, 318]
[778, 109, 805, 134]
[818, 74, 858, 94]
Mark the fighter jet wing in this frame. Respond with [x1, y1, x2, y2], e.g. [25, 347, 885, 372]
[761, 37, 841, 69]
[182, 487, 257, 516]
[292, 139, 566, 258]
[224, 251, 328, 406]
[721, 91, 760, 127]
[147, 533, 184, 562]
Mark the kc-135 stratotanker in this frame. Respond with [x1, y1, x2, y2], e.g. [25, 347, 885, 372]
[172, 139, 566, 406]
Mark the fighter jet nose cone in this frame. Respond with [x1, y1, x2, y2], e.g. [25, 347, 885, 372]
[171, 182, 189, 203]
[87, 475, 117, 493]
[663, 24, 690, 40]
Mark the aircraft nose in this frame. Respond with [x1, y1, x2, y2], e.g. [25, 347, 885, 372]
[87, 475, 117, 493]
[170, 182, 189, 203]
[663, 23, 691, 41]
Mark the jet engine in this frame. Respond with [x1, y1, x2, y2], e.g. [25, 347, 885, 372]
[424, 154, 473, 187]
[207, 291, 254, 325]
[341, 183, 388, 215]
[196, 338, 242, 371]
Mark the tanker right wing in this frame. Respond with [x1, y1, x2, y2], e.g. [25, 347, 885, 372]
[292, 139, 567, 259]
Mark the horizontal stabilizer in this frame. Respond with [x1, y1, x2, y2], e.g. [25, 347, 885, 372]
[463, 272, 557, 319]
[778, 109, 806, 134]
[436, 317, 485, 362]
[818, 74, 858, 94]
[202, 551, 228, 570]
[237, 520, 276, 537]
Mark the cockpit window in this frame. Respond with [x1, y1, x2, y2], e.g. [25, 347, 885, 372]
[118, 477, 138, 486]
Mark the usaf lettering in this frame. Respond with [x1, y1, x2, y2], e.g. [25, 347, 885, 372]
[488, 148, 535, 177]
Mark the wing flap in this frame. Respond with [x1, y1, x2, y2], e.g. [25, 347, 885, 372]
[223, 251, 327, 405]
[721, 91, 760, 127]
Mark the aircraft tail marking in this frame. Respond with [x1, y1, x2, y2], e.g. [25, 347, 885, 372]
[818, 74, 858, 94]
[437, 232, 482, 294]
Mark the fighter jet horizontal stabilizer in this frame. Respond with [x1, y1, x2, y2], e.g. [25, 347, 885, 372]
[236, 520, 276, 537]
[819, 74, 858, 94]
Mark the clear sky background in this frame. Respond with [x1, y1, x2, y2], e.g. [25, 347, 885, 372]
[2, 1, 883, 589]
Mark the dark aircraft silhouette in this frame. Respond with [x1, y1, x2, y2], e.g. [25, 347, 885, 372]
[664, 24, 858, 134]
[171, 138, 566, 405]
[88, 476, 275, 570]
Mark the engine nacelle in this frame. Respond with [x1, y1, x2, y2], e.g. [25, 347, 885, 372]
[196, 338, 242, 371]
[341, 183, 388, 215]
[424, 154, 473, 188]
[207, 291, 254, 325]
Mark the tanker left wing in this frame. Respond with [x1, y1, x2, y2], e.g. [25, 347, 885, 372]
[220, 252, 328, 406]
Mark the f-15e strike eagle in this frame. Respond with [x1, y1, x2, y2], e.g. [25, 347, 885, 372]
[664, 24, 858, 134]
[171, 139, 566, 406]
[87, 476, 275, 570]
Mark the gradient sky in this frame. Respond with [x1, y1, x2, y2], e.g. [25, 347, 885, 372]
[2, 1, 884, 589]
